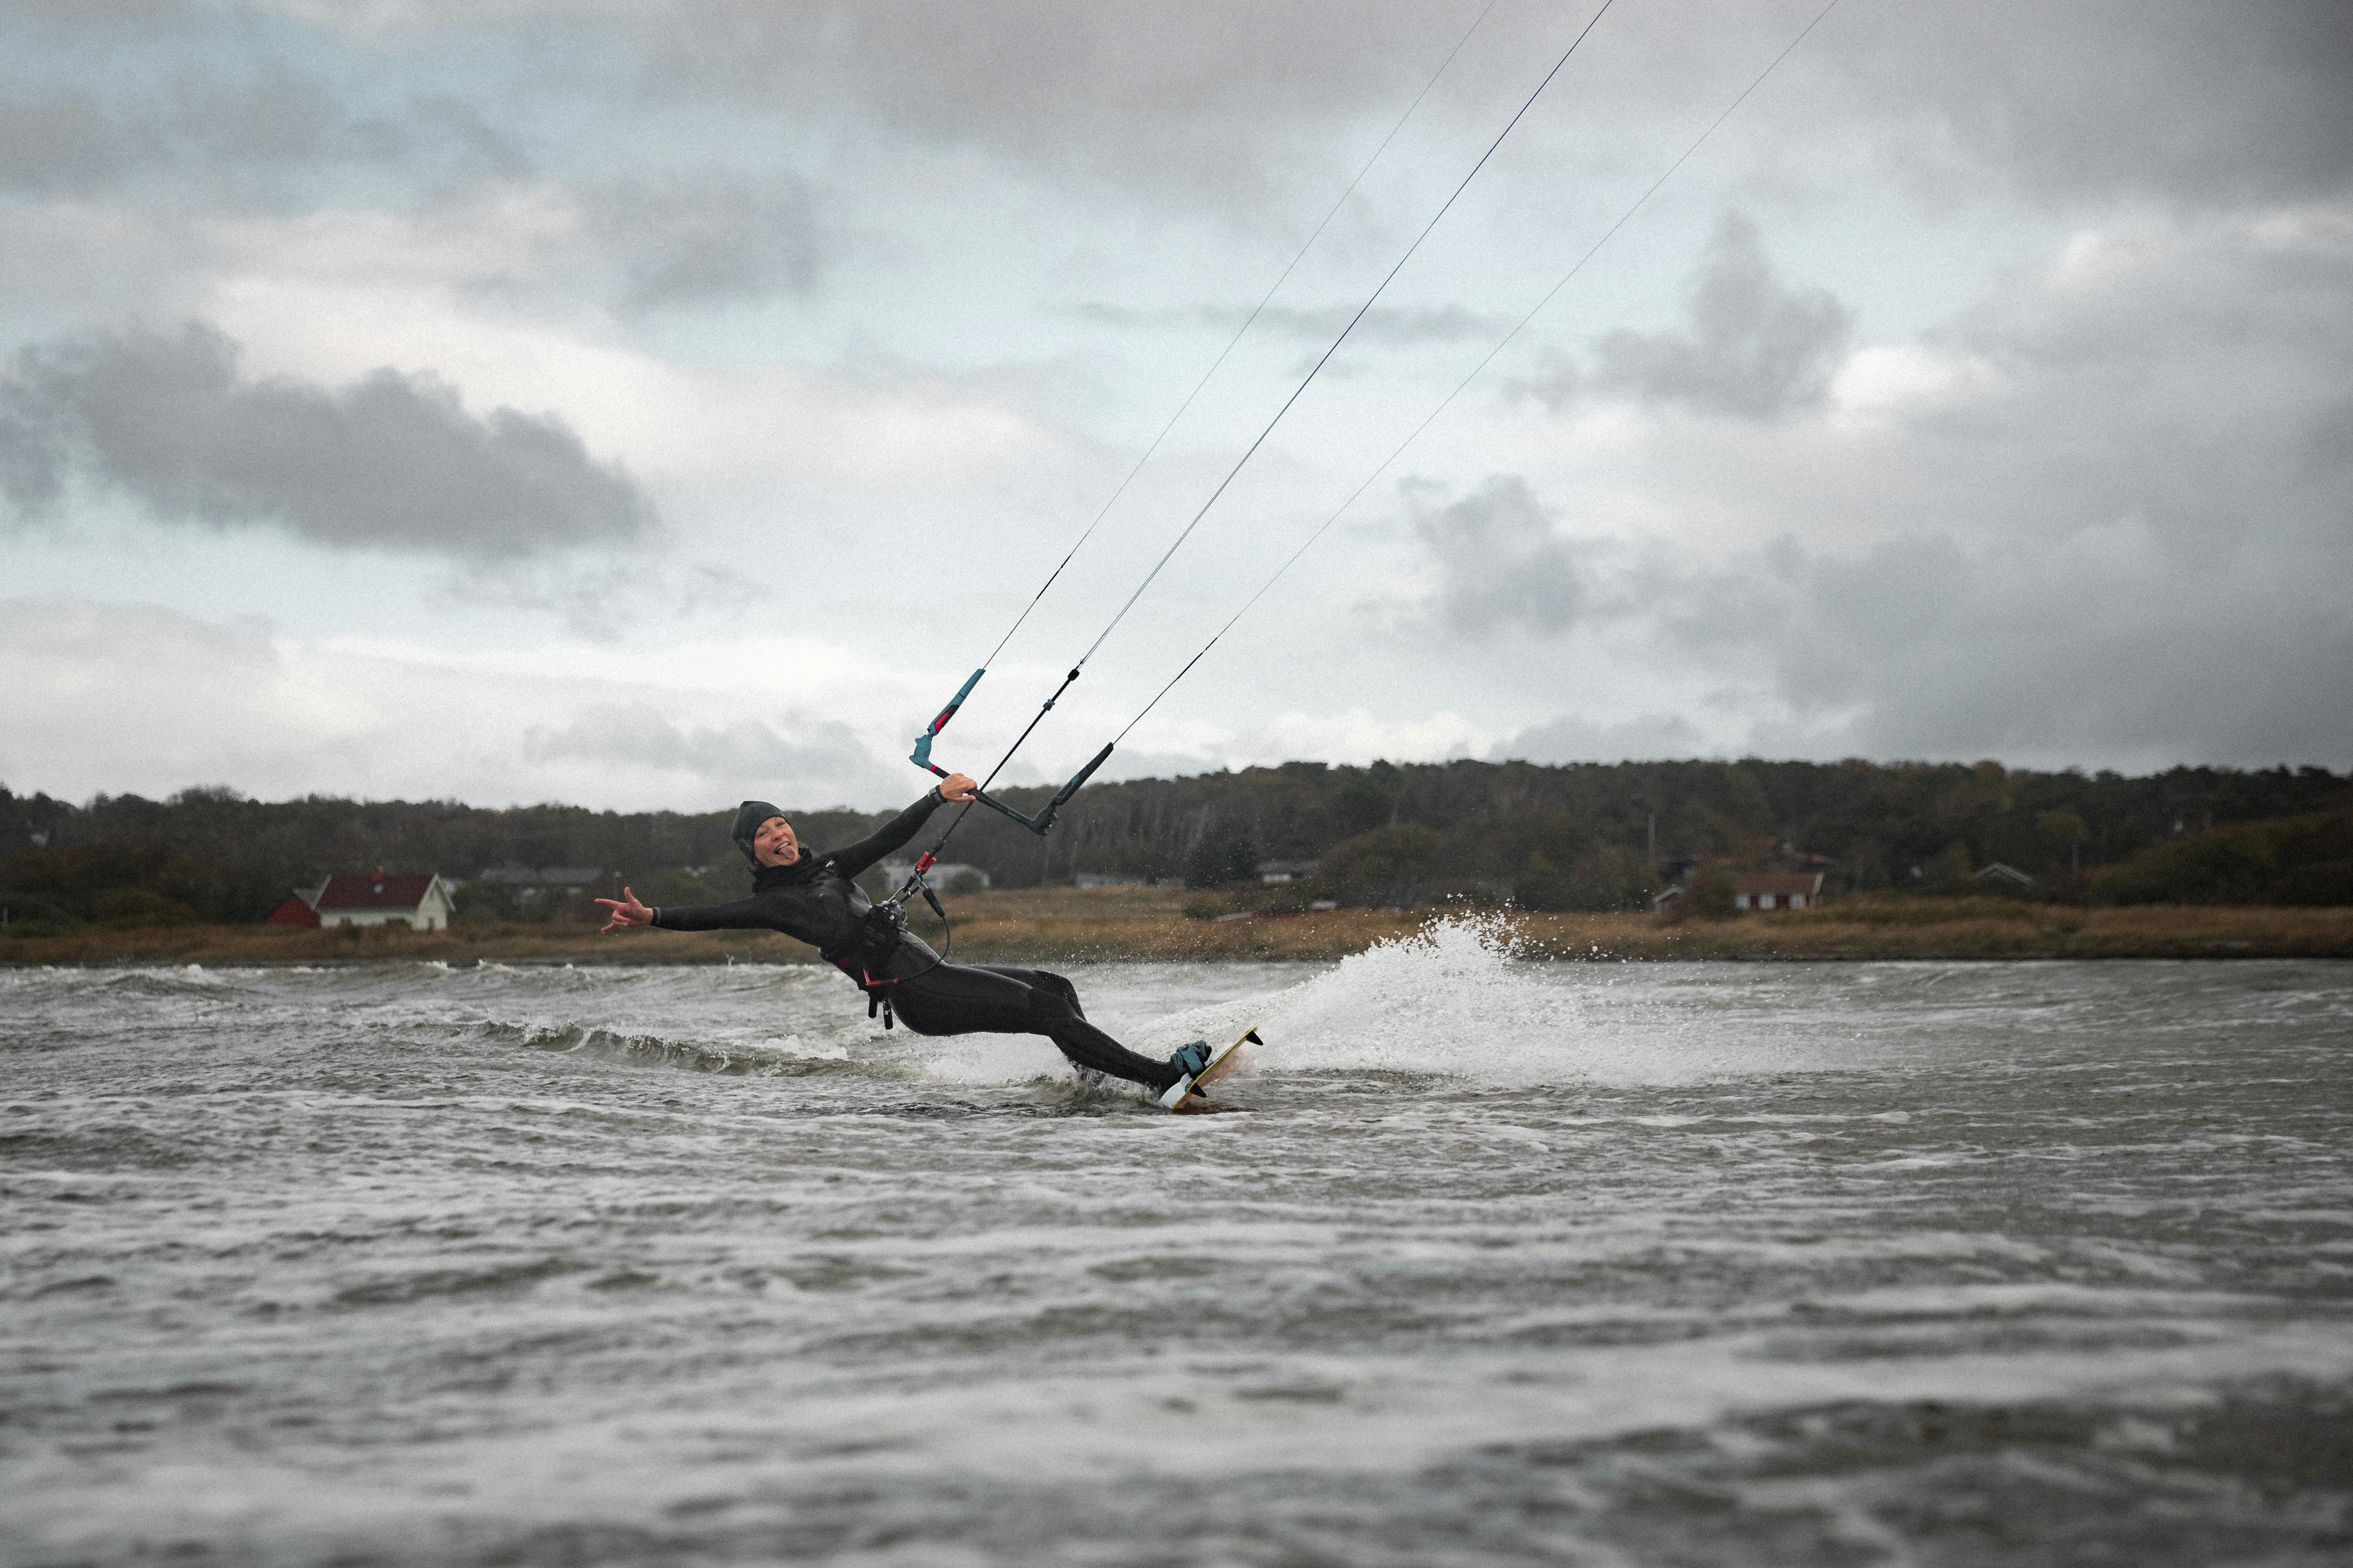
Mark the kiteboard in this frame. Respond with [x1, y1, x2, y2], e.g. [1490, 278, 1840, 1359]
[1158, 1023, 1261, 1111]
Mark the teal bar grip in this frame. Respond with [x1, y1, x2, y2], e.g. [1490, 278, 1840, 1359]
[1031, 743, 1114, 833]
[910, 667, 986, 775]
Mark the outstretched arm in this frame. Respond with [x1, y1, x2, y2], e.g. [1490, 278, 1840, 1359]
[597, 886, 779, 934]
[830, 776, 974, 877]
[644, 896, 781, 933]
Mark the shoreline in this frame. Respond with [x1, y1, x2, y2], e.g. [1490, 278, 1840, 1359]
[5, 888, 2350, 966]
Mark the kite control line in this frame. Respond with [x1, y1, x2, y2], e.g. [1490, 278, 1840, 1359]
[904, 0, 1615, 864]
[901, 0, 1506, 831]
[1106, 0, 1846, 747]
[891, 0, 1838, 925]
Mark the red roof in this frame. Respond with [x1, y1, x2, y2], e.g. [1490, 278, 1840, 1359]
[1734, 873, 1824, 896]
[315, 872, 439, 911]
[263, 896, 321, 927]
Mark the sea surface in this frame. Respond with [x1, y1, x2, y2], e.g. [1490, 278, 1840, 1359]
[4, 924, 2350, 1566]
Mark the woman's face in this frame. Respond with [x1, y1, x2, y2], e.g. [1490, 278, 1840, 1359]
[752, 816, 801, 867]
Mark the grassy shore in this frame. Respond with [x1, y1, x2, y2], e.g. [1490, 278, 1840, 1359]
[5, 887, 2351, 966]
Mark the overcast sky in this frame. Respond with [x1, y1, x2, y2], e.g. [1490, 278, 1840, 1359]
[3, 0, 2348, 811]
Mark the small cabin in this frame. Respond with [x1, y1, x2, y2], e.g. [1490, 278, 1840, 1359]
[313, 867, 455, 932]
[1734, 872, 1824, 911]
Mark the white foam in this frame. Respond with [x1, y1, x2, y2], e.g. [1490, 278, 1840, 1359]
[1159, 914, 1833, 1089]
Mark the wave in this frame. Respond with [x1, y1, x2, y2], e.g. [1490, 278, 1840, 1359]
[468, 1019, 878, 1079]
[1, 963, 242, 1000]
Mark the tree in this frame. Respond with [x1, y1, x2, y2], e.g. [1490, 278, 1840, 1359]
[1920, 841, 1974, 893]
[1689, 863, 1738, 919]
[1314, 823, 1442, 906]
[1183, 829, 1259, 889]
[1514, 852, 1572, 911]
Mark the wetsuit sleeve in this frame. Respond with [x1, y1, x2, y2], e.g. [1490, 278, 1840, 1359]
[647, 895, 779, 933]
[828, 790, 947, 877]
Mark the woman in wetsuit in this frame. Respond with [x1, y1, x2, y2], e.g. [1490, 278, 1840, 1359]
[594, 778, 1217, 1111]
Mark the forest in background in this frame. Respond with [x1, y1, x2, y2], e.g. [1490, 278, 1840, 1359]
[3, 757, 2349, 933]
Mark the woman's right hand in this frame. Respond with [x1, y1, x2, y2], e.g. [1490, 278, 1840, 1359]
[596, 887, 652, 932]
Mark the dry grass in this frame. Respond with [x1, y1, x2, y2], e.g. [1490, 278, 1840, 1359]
[5, 889, 2350, 967]
[0, 919, 815, 968]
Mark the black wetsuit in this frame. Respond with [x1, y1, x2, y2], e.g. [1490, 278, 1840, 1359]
[649, 791, 1182, 1093]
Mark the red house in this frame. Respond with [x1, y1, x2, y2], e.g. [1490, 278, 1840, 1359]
[263, 895, 321, 927]
[1734, 872, 1825, 911]
[313, 868, 456, 932]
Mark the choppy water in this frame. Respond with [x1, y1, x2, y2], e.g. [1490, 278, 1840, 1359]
[5, 924, 2350, 1566]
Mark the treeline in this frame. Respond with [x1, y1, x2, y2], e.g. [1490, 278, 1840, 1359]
[3, 758, 2348, 930]
[942, 757, 2351, 908]
[0, 786, 875, 930]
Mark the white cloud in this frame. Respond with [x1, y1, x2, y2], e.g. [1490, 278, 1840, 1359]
[0, 599, 921, 809]
[1497, 712, 1716, 765]
[1111, 706, 1495, 780]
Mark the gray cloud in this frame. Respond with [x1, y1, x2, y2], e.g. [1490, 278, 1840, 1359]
[1438, 505, 2353, 770]
[1415, 199, 2353, 769]
[1664, 530, 2353, 771]
[524, 702, 896, 806]
[0, 65, 526, 198]
[1880, 211, 2353, 575]
[631, 1, 1453, 196]
[1837, 0, 2353, 208]
[611, 1, 2353, 213]
[1518, 213, 1851, 421]
[14, 2, 2348, 220]
[0, 321, 654, 559]
[580, 167, 822, 312]
[1408, 474, 1590, 636]
[0, 89, 135, 196]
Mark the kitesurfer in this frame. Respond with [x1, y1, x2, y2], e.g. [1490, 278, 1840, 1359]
[594, 777, 1219, 1111]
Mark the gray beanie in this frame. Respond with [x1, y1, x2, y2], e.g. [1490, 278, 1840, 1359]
[731, 800, 787, 867]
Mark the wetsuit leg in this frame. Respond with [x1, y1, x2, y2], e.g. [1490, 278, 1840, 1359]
[889, 963, 1176, 1092]
[973, 965, 1084, 1020]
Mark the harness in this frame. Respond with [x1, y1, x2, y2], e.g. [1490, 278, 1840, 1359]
[822, 898, 913, 1028]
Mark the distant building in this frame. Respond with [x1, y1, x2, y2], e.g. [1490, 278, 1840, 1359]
[263, 882, 327, 926]
[1974, 862, 2038, 890]
[1734, 872, 1824, 911]
[314, 868, 455, 931]
[1258, 859, 1320, 885]
[467, 865, 608, 905]
[263, 893, 320, 928]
